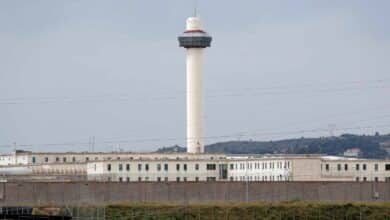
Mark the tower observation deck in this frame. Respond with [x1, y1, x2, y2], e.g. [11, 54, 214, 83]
[178, 17, 212, 48]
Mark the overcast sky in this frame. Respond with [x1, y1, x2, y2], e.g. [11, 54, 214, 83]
[1, 1, 389, 152]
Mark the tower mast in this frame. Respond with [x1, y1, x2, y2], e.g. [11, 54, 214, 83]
[178, 16, 212, 154]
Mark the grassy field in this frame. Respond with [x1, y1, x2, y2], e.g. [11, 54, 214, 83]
[105, 202, 390, 220]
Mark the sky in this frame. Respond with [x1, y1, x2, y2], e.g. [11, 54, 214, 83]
[0, 1, 389, 152]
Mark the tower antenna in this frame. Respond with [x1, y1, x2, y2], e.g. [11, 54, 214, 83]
[194, 0, 198, 17]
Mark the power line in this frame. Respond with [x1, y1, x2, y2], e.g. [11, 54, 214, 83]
[0, 123, 389, 149]
[0, 79, 388, 105]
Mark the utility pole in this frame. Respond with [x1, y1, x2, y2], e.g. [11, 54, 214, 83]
[92, 136, 95, 152]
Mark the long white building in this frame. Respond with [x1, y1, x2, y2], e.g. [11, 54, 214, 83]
[2, 150, 390, 182]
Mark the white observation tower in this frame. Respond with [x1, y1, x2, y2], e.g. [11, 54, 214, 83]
[178, 17, 212, 154]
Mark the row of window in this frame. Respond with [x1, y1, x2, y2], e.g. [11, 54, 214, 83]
[107, 163, 217, 172]
[32, 156, 138, 164]
[231, 175, 289, 181]
[31, 155, 217, 164]
[229, 161, 290, 171]
[110, 176, 216, 182]
[355, 177, 390, 182]
[323, 163, 390, 172]
[32, 156, 94, 163]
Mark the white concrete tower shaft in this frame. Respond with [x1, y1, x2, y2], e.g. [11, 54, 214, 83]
[186, 47, 204, 153]
[178, 17, 212, 154]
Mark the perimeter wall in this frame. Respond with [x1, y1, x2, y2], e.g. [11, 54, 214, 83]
[0, 182, 389, 206]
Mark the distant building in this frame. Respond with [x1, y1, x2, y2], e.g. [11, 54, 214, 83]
[343, 148, 361, 158]
[380, 141, 390, 154]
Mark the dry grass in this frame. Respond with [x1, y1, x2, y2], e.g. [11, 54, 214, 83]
[105, 202, 390, 220]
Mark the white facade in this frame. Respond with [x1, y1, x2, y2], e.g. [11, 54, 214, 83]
[227, 156, 292, 182]
[87, 158, 226, 182]
[1, 150, 196, 166]
[320, 156, 390, 182]
[0, 151, 29, 166]
[85, 155, 303, 183]
[86, 155, 390, 183]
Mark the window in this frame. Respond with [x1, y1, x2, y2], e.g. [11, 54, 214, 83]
[385, 164, 390, 171]
[206, 164, 216, 170]
[230, 164, 234, 170]
[119, 164, 123, 171]
[56, 157, 60, 162]
[356, 164, 360, 171]
[344, 164, 348, 171]
[85, 157, 89, 162]
[145, 164, 149, 171]
[195, 164, 199, 170]
[157, 164, 161, 171]
[63, 157, 67, 163]
[184, 164, 187, 171]
[363, 177, 367, 181]
[195, 177, 199, 182]
[375, 164, 378, 171]
[45, 157, 48, 163]
[325, 164, 329, 171]
[32, 157, 36, 164]
[363, 164, 367, 170]
[337, 164, 341, 171]
[126, 164, 130, 171]
[176, 164, 180, 171]
[138, 164, 142, 171]
[164, 164, 168, 171]
[176, 177, 180, 182]
[126, 177, 130, 182]
[183, 177, 187, 182]
[119, 177, 123, 182]
[375, 177, 379, 182]
[138, 177, 142, 182]
[107, 164, 111, 171]
[206, 177, 216, 181]
[164, 177, 168, 182]
[157, 177, 161, 182]
[356, 177, 360, 182]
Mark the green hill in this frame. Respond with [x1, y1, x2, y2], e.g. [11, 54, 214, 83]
[155, 133, 390, 159]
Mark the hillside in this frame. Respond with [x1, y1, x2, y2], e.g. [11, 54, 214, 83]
[155, 133, 390, 159]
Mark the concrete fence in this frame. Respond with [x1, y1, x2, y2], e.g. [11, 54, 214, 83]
[0, 182, 389, 206]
